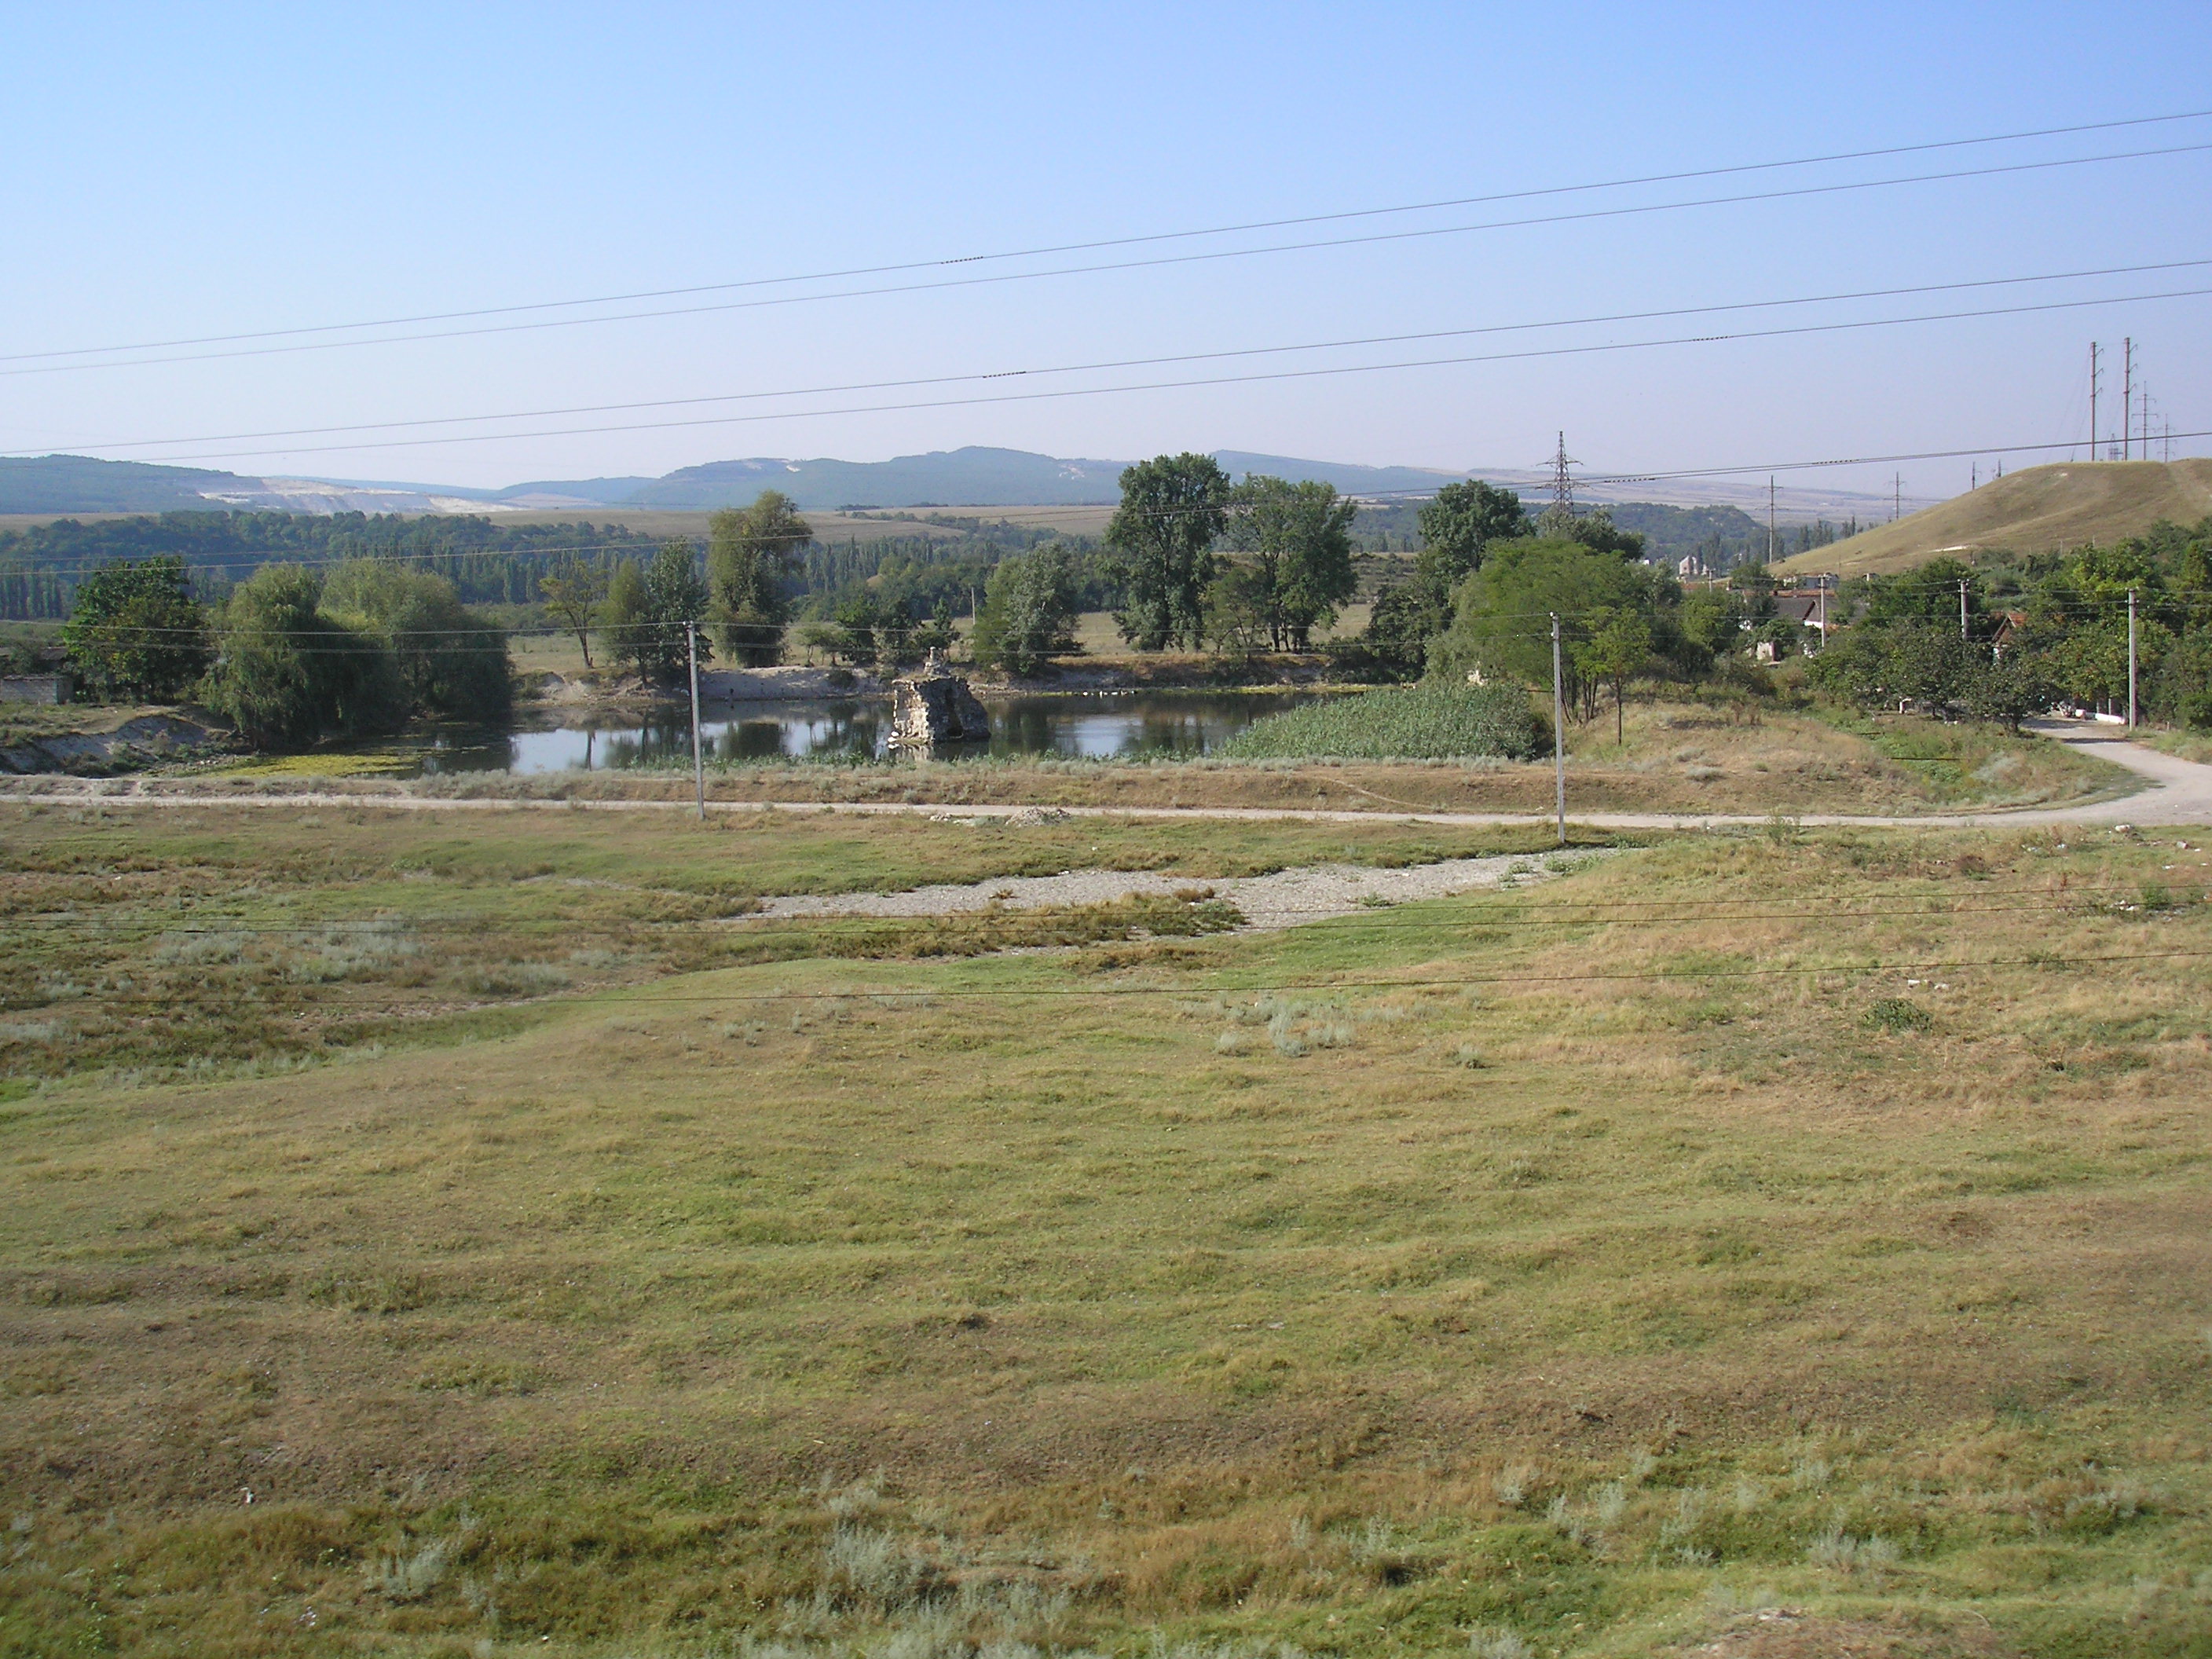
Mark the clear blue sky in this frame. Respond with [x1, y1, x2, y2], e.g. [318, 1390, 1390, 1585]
[2, 1, 2207, 504]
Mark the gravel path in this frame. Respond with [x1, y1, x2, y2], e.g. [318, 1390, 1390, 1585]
[8, 720, 2207, 828]
[750, 849, 1592, 932]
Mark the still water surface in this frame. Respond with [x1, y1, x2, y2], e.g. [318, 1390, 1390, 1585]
[405, 690, 1315, 774]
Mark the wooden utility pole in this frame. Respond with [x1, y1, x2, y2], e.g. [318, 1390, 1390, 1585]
[2089, 342, 2100, 460]
[2122, 339, 2133, 460]
[2127, 590, 2139, 730]
[1958, 578, 1970, 639]
[1551, 613, 1566, 847]
[686, 621, 705, 819]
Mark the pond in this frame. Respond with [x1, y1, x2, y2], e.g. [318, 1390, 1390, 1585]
[401, 690, 1322, 774]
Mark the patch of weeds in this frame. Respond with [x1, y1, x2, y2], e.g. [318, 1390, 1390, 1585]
[1862, 998, 1933, 1034]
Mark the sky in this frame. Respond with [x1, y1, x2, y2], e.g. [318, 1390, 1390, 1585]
[2, 1, 2208, 506]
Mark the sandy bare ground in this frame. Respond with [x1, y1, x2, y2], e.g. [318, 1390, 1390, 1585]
[751, 848, 1592, 932]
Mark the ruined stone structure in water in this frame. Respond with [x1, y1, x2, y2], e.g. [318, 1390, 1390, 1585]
[888, 653, 992, 750]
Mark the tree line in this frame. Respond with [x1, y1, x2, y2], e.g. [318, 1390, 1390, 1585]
[57, 555, 511, 748]
[1806, 519, 2212, 728]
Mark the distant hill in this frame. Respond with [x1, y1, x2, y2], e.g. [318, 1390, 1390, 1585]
[1214, 452, 1465, 496]
[489, 477, 658, 507]
[1773, 459, 2212, 577]
[625, 448, 1133, 509]
[0, 455, 252, 515]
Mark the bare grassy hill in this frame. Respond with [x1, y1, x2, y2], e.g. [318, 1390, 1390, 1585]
[1774, 458, 2212, 577]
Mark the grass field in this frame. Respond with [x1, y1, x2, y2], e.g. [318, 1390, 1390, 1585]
[1772, 460, 2212, 578]
[153, 698, 2134, 818]
[5, 805, 2212, 1656]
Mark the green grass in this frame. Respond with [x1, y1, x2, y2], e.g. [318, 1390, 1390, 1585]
[5, 811, 2212, 1654]
[1220, 683, 1548, 761]
[1808, 706, 2127, 806]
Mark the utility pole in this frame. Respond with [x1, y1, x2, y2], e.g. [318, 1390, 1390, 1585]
[2127, 590, 2139, 730]
[1767, 476, 1776, 563]
[2122, 339, 2133, 460]
[1817, 580, 1828, 639]
[2089, 342, 2100, 460]
[1892, 474, 1902, 524]
[1550, 613, 1566, 847]
[686, 621, 706, 820]
[1957, 577, 1970, 640]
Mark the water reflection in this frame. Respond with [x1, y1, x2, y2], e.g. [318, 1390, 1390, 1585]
[406, 691, 1317, 775]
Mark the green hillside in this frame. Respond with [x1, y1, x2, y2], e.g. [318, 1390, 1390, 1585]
[1774, 457, 2212, 576]
[0, 454, 248, 515]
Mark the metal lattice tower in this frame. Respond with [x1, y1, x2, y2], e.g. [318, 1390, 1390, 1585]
[1547, 431, 1578, 518]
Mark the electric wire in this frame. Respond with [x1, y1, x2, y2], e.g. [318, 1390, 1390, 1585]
[27, 257, 2207, 460]
[38, 281, 2212, 465]
[13, 107, 2203, 366]
[10, 139, 2211, 380]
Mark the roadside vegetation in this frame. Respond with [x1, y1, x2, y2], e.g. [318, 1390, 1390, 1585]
[1221, 683, 1547, 761]
[3, 808, 2211, 1654]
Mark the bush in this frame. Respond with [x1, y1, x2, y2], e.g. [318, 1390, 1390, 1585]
[59, 555, 211, 701]
[1218, 683, 1547, 760]
[202, 566, 408, 749]
[322, 560, 511, 723]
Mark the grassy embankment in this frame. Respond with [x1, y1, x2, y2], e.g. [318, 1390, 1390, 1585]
[1771, 459, 2212, 579]
[4, 806, 2212, 1655]
[141, 695, 2135, 818]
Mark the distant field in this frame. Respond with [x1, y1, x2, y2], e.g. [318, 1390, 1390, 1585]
[1774, 458, 2212, 577]
[4, 806, 2212, 1654]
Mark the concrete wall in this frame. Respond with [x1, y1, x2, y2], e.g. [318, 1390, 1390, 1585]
[0, 675, 71, 705]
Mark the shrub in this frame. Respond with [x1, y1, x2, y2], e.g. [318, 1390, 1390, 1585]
[1862, 998, 1933, 1034]
[59, 555, 212, 701]
[1219, 683, 1547, 761]
[202, 566, 408, 750]
[322, 559, 512, 723]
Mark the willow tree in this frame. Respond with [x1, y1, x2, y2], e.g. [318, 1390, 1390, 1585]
[709, 491, 813, 666]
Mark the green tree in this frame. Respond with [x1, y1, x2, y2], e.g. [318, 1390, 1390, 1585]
[59, 555, 212, 701]
[1574, 608, 1654, 743]
[603, 545, 709, 684]
[709, 491, 813, 665]
[1862, 556, 1980, 633]
[1965, 647, 2056, 733]
[1222, 475, 1358, 650]
[972, 545, 1081, 676]
[1107, 454, 1230, 650]
[322, 560, 512, 723]
[1426, 538, 1656, 721]
[1359, 580, 1444, 680]
[601, 558, 649, 674]
[540, 558, 608, 668]
[1536, 504, 1646, 560]
[202, 566, 406, 749]
[2156, 626, 2212, 727]
[1414, 481, 1527, 598]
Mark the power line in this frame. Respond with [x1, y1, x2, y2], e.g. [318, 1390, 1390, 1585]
[32, 258, 2203, 460]
[35, 281, 2212, 468]
[10, 140, 2211, 382]
[10, 109, 2206, 369]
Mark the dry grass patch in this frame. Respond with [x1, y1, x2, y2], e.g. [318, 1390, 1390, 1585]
[2, 819, 2211, 1653]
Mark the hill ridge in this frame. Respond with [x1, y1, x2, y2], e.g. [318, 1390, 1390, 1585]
[1774, 459, 2212, 576]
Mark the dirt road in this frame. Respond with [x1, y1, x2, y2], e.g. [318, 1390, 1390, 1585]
[5, 721, 2207, 830]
